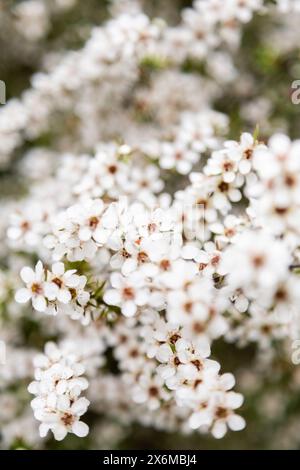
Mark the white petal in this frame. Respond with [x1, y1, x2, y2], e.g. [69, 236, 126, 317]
[235, 296, 249, 313]
[189, 411, 212, 429]
[28, 381, 39, 394]
[57, 289, 72, 304]
[93, 228, 108, 244]
[122, 301, 137, 317]
[228, 414, 246, 431]
[79, 227, 92, 241]
[110, 272, 124, 289]
[226, 392, 244, 409]
[39, 423, 50, 438]
[157, 364, 174, 380]
[44, 282, 59, 300]
[212, 421, 227, 439]
[32, 295, 47, 312]
[52, 262, 65, 276]
[71, 397, 90, 416]
[20, 267, 35, 284]
[239, 160, 251, 175]
[219, 373, 235, 390]
[15, 288, 31, 303]
[72, 421, 89, 438]
[35, 261, 44, 279]
[156, 344, 172, 363]
[64, 274, 80, 288]
[56, 380, 68, 395]
[53, 424, 68, 441]
[56, 395, 70, 411]
[103, 289, 121, 306]
[194, 338, 211, 358]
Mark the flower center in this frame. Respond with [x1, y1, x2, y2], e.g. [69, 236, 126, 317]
[184, 302, 193, 313]
[149, 386, 159, 397]
[89, 216, 99, 229]
[108, 165, 117, 174]
[52, 277, 63, 288]
[244, 148, 253, 160]
[138, 252, 148, 263]
[61, 413, 75, 426]
[192, 359, 203, 371]
[31, 283, 43, 294]
[252, 254, 265, 268]
[160, 259, 170, 271]
[123, 287, 135, 300]
[169, 333, 180, 344]
[218, 182, 229, 193]
[216, 407, 229, 419]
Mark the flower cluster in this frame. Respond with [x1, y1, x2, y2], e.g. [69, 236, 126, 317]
[15, 261, 90, 321]
[28, 342, 89, 441]
[250, 134, 300, 241]
[141, 317, 245, 438]
[0, 0, 272, 167]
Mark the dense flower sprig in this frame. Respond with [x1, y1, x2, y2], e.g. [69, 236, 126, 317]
[28, 342, 89, 441]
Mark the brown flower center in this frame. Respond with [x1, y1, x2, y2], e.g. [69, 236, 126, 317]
[138, 252, 148, 263]
[21, 221, 30, 231]
[129, 348, 139, 358]
[31, 283, 43, 294]
[218, 182, 229, 193]
[192, 359, 203, 371]
[275, 288, 287, 301]
[223, 161, 234, 171]
[108, 165, 117, 174]
[174, 356, 181, 366]
[169, 333, 180, 345]
[216, 407, 229, 419]
[193, 322, 205, 333]
[285, 174, 296, 187]
[89, 216, 99, 229]
[148, 223, 157, 233]
[275, 207, 288, 215]
[252, 254, 265, 268]
[52, 277, 62, 288]
[160, 259, 170, 271]
[184, 302, 193, 313]
[61, 413, 74, 427]
[149, 386, 159, 397]
[123, 287, 134, 300]
[244, 148, 253, 160]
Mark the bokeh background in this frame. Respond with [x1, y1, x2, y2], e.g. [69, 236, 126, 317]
[1, 0, 300, 450]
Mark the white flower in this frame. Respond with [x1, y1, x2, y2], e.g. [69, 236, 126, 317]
[14, 0, 50, 41]
[156, 337, 215, 380]
[44, 262, 81, 304]
[104, 272, 149, 317]
[210, 390, 245, 438]
[132, 372, 170, 411]
[47, 273, 90, 320]
[220, 230, 291, 295]
[210, 214, 245, 247]
[159, 141, 199, 175]
[188, 372, 245, 435]
[73, 199, 109, 244]
[15, 261, 47, 312]
[37, 396, 90, 441]
[251, 134, 300, 238]
[142, 319, 182, 359]
[114, 337, 146, 373]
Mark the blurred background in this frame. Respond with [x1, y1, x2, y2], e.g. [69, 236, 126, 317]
[1, 0, 300, 450]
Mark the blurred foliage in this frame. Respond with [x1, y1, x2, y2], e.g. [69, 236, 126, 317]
[2, 0, 300, 451]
